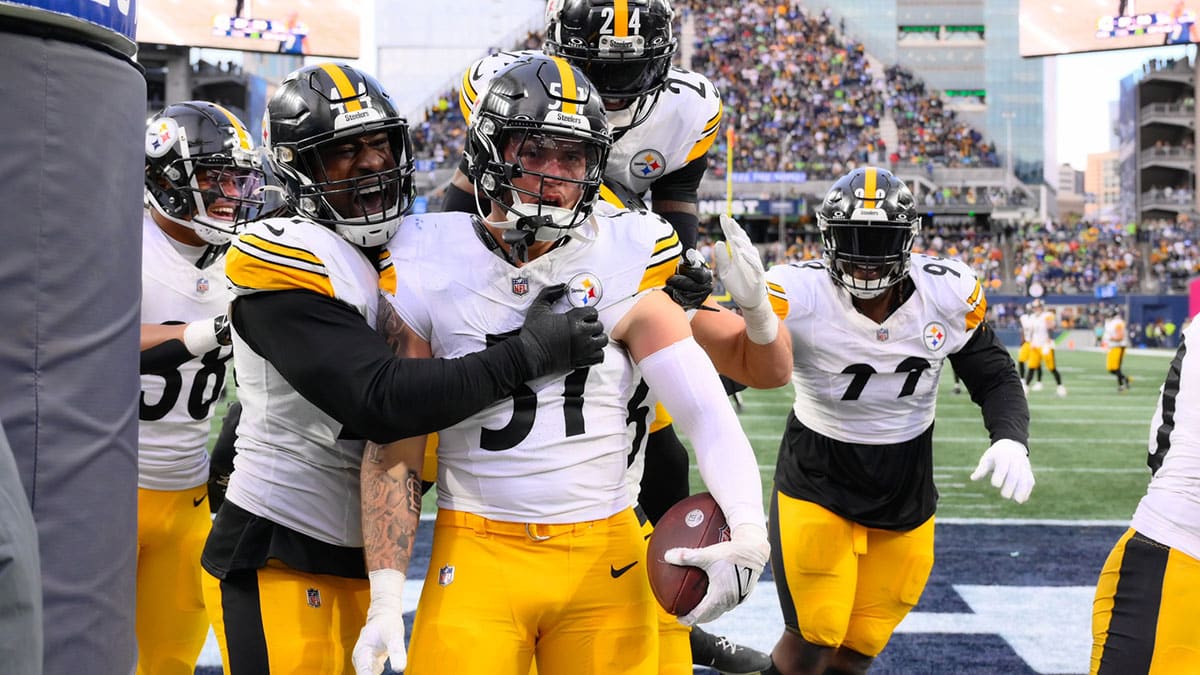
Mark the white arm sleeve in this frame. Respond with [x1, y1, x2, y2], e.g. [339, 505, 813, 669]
[637, 336, 766, 530]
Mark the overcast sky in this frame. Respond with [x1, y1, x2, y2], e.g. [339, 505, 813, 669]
[1055, 43, 1194, 169]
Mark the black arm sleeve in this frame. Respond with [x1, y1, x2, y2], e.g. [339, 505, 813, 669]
[948, 321, 1031, 448]
[140, 339, 194, 373]
[648, 154, 707, 204]
[658, 209, 699, 251]
[231, 289, 537, 443]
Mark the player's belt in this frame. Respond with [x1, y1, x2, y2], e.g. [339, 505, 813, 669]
[436, 508, 622, 542]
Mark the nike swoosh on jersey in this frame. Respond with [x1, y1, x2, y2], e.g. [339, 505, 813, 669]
[610, 561, 639, 578]
[265, 222, 285, 236]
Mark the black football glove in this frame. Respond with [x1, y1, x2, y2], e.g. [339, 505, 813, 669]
[517, 284, 608, 375]
[665, 249, 713, 311]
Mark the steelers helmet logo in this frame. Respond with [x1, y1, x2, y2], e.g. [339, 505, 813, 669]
[923, 322, 947, 351]
[630, 149, 667, 179]
[146, 117, 180, 157]
[566, 272, 603, 308]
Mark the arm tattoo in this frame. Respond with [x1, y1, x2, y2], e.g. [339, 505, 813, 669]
[363, 463, 423, 572]
[365, 440, 383, 464]
[376, 293, 412, 357]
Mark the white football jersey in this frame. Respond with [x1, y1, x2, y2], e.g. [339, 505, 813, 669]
[1029, 311, 1055, 351]
[460, 51, 722, 196]
[139, 213, 233, 490]
[222, 216, 394, 547]
[765, 255, 988, 445]
[1103, 317, 1130, 347]
[1133, 319, 1200, 560]
[386, 210, 680, 523]
[1019, 312, 1035, 344]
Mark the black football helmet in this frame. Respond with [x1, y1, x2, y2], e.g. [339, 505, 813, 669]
[816, 167, 920, 299]
[262, 63, 414, 247]
[465, 53, 612, 251]
[145, 101, 264, 245]
[544, 0, 677, 132]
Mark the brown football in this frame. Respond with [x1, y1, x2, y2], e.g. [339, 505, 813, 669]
[645, 492, 729, 616]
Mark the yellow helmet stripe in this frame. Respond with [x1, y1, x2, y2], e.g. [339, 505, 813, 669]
[863, 167, 877, 208]
[549, 56, 578, 115]
[319, 63, 362, 112]
[211, 103, 252, 150]
[614, 0, 629, 37]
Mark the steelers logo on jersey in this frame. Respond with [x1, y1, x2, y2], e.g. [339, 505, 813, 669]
[630, 149, 668, 180]
[566, 272, 603, 308]
[923, 322, 948, 351]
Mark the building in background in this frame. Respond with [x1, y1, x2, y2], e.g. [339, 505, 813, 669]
[832, 0, 1050, 186]
[1085, 150, 1120, 223]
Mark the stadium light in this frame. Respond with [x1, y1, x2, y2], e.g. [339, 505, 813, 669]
[1002, 111, 1016, 194]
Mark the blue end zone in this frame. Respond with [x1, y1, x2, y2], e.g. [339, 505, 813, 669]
[196, 521, 1125, 674]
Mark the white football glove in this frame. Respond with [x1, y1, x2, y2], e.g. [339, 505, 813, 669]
[663, 523, 769, 626]
[970, 439, 1035, 504]
[352, 569, 407, 675]
[711, 215, 777, 344]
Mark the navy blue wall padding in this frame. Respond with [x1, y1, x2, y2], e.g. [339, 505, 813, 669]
[0, 30, 144, 675]
[0, 420, 42, 675]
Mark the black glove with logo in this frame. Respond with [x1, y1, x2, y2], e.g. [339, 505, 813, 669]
[517, 284, 608, 375]
[665, 249, 713, 311]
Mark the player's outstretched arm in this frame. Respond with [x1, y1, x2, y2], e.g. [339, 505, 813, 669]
[614, 290, 769, 625]
[951, 323, 1034, 503]
[693, 215, 791, 388]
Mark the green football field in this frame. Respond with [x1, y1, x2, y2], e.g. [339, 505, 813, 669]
[706, 347, 1174, 521]
[209, 347, 1173, 522]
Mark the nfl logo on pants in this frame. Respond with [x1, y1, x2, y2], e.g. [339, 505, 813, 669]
[306, 587, 322, 608]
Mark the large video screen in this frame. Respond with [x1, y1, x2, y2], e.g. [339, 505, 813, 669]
[137, 0, 360, 59]
[1020, 1, 1199, 57]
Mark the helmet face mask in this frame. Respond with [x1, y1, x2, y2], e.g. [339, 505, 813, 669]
[544, 0, 677, 132]
[466, 54, 612, 249]
[145, 102, 265, 246]
[263, 64, 415, 247]
[816, 167, 920, 300]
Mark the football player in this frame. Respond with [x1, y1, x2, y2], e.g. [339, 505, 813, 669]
[352, 53, 770, 675]
[138, 100, 264, 675]
[199, 63, 608, 674]
[1024, 298, 1067, 396]
[760, 168, 1034, 675]
[1101, 306, 1131, 392]
[1017, 302, 1034, 389]
[445, 4, 769, 669]
[1090, 319, 1200, 674]
[138, 99, 262, 672]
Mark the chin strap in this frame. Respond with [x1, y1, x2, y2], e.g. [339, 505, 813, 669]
[502, 226, 537, 263]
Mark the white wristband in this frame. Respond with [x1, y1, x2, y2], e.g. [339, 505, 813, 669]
[182, 318, 220, 356]
[740, 299, 778, 345]
[366, 569, 406, 615]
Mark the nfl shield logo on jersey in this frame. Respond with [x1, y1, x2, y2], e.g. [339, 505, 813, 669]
[511, 276, 529, 296]
[305, 587, 322, 608]
[196, 277, 210, 294]
[876, 327, 889, 342]
[924, 322, 947, 351]
[438, 564, 455, 587]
